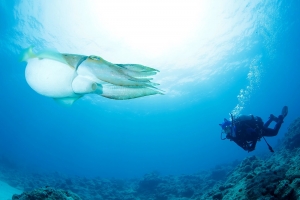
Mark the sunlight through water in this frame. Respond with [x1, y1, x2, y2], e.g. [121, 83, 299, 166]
[10, 0, 281, 108]
[0, 0, 297, 182]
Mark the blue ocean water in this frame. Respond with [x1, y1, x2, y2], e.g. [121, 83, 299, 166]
[0, 0, 299, 180]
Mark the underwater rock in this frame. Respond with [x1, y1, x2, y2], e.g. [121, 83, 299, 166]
[274, 179, 294, 199]
[281, 117, 300, 150]
[218, 117, 300, 200]
[137, 172, 163, 194]
[291, 178, 300, 198]
[209, 169, 227, 180]
[2, 117, 300, 200]
[12, 186, 82, 200]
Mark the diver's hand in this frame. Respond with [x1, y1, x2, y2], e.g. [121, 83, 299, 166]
[248, 149, 254, 153]
[247, 145, 255, 152]
[246, 143, 255, 152]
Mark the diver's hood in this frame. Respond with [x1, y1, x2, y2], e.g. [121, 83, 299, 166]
[219, 118, 231, 129]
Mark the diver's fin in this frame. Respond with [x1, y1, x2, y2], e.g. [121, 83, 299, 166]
[53, 97, 81, 106]
[20, 46, 36, 62]
[281, 106, 288, 118]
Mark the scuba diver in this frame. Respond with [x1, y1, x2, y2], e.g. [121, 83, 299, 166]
[220, 106, 288, 152]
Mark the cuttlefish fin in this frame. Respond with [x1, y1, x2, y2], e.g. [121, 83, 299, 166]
[37, 49, 70, 67]
[20, 46, 36, 62]
[20, 47, 73, 68]
[53, 97, 81, 106]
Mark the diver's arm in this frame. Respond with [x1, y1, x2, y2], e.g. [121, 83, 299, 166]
[227, 132, 253, 151]
[246, 128, 259, 152]
[232, 139, 258, 152]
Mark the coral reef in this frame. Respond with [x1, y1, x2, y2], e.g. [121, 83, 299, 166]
[201, 117, 300, 200]
[280, 117, 300, 150]
[0, 117, 299, 200]
[12, 186, 81, 200]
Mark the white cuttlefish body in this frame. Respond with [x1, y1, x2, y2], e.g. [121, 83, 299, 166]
[21, 47, 163, 105]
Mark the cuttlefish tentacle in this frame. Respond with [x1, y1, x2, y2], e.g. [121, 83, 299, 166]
[115, 64, 159, 72]
[78, 56, 158, 88]
[115, 64, 159, 78]
[119, 68, 157, 79]
[100, 83, 163, 100]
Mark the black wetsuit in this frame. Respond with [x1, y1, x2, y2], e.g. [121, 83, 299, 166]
[226, 115, 283, 152]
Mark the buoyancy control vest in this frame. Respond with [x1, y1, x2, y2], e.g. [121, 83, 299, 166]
[233, 114, 264, 141]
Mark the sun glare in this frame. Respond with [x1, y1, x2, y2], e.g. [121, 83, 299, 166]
[15, 0, 270, 98]
[85, 0, 205, 56]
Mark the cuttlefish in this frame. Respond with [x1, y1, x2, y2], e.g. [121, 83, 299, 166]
[21, 47, 163, 105]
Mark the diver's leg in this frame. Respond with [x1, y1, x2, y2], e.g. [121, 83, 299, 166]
[263, 107, 288, 137]
[263, 115, 284, 136]
[262, 128, 277, 136]
[264, 114, 277, 128]
[273, 115, 284, 133]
